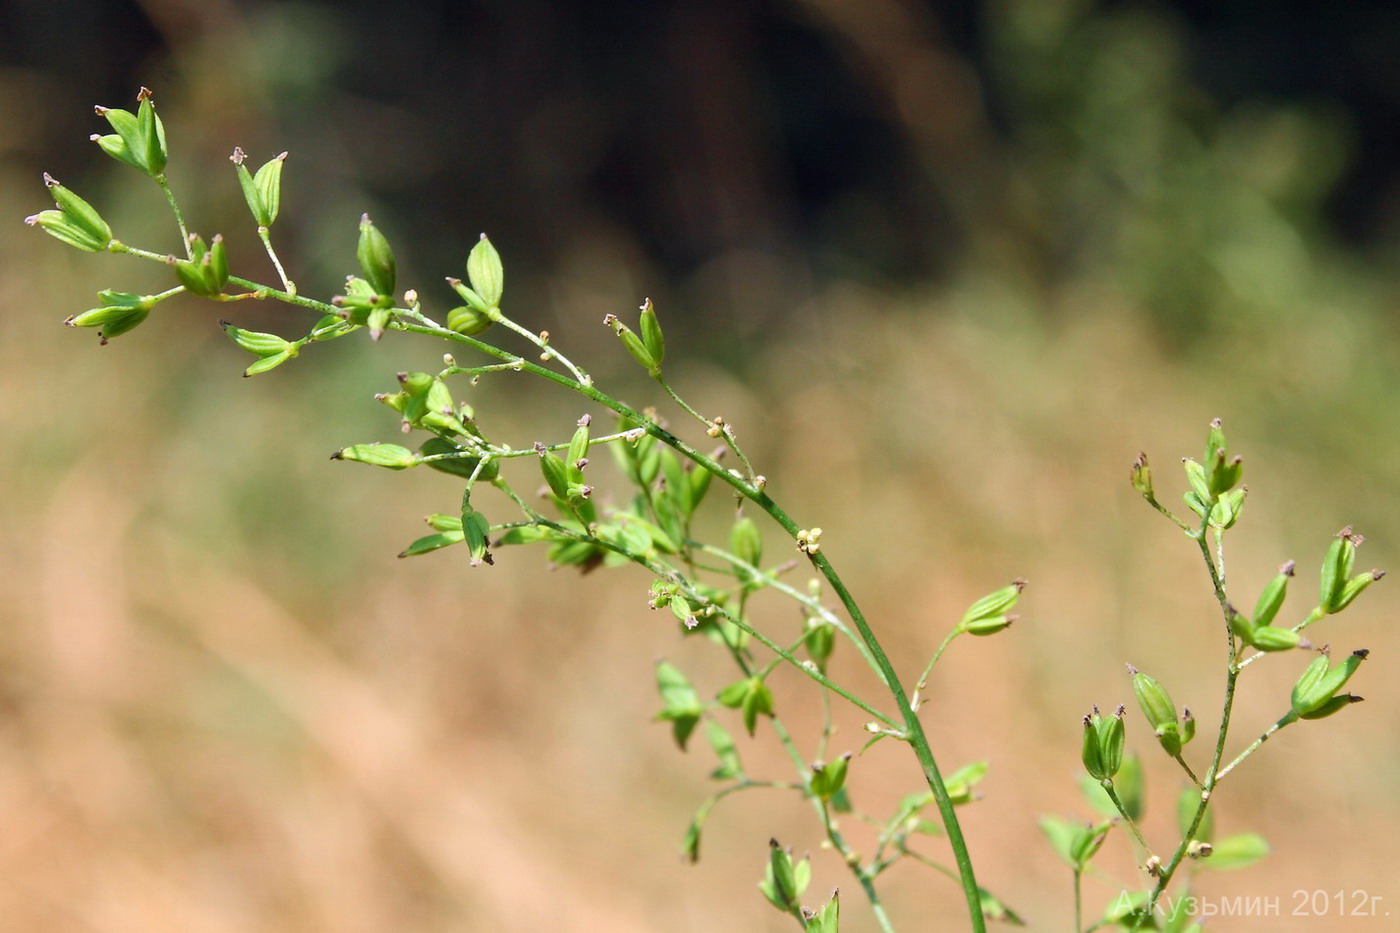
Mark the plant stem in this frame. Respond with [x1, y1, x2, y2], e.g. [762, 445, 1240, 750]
[1216, 711, 1298, 781]
[257, 226, 295, 295]
[912, 627, 961, 710]
[156, 174, 191, 257]
[1101, 782, 1149, 851]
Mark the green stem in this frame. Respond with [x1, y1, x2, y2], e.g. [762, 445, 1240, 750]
[155, 174, 191, 257]
[912, 627, 961, 710]
[1149, 518, 1238, 912]
[1100, 781, 1149, 852]
[1074, 867, 1083, 933]
[1216, 711, 1298, 781]
[257, 226, 296, 295]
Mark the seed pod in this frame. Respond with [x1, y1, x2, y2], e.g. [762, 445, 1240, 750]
[331, 442, 418, 469]
[610, 319, 658, 375]
[538, 449, 571, 500]
[1130, 667, 1182, 756]
[1333, 569, 1384, 613]
[1227, 605, 1254, 643]
[462, 507, 492, 567]
[220, 320, 292, 358]
[466, 233, 504, 308]
[92, 88, 168, 176]
[1081, 707, 1125, 781]
[1252, 561, 1294, 629]
[567, 420, 591, 475]
[1298, 693, 1363, 720]
[809, 753, 851, 800]
[28, 175, 113, 251]
[804, 618, 835, 670]
[356, 215, 396, 297]
[1182, 458, 1212, 504]
[1248, 626, 1302, 652]
[1319, 527, 1358, 613]
[1209, 487, 1246, 529]
[963, 613, 1016, 636]
[1291, 649, 1368, 718]
[67, 290, 152, 340]
[1181, 707, 1196, 745]
[207, 235, 229, 292]
[639, 297, 665, 369]
[232, 148, 287, 227]
[447, 304, 493, 336]
[763, 840, 800, 912]
[961, 579, 1026, 627]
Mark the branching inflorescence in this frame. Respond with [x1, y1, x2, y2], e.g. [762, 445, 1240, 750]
[29, 90, 1383, 933]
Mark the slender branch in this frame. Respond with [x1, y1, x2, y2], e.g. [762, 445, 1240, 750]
[1216, 711, 1298, 782]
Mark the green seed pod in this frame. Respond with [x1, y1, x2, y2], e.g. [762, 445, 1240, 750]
[1248, 626, 1302, 652]
[611, 318, 658, 375]
[241, 349, 293, 376]
[356, 214, 396, 297]
[1081, 706, 1125, 781]
[963, 613, 1017, 636]
[1209, 486, 1246, 529]
[1227, 605, 1254, 643]
[67, 291, 152, 341]
[1182, 458, 1212, 504]
[466, 233, 504, 309]
[1298, 693, 1364, 720]
[1292, 649, 1368, 718]
[1204, 417, 1227, 466]
[1181, 707, 1196, 745]
[462, 507, 492, 567]
[220, 319, 292, 357]
[331, 442, 418, 469]
[806, 891, 840, 933]
[961, 579, 1027, 627]
[1319, 527, 1358, 613]
[207, 235, 229, 292]
[366, 306, 391, 342]
[1130, 452, 1153, 499]
[638, 297, 665, 369]
[26, 209, 108, 252]
[1252, 561, 1295, 629]
[1129, 667, 1177, 733]
[1333, 569, 1384, 613]
[567, 419, 591, 475]
[763, 840, 801, 912]
[809, 753, 851, 801]
[447, 305, 493, 336]
[44, 174, 113, 245]
[91, 89, 167, 176]
[425, 513, 464, 532]
[538, 449, 571, 500]
[233, 148, 287, 227]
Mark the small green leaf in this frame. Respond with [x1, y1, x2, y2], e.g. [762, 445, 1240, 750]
[1201, 833, 1270, 871]
[331, 443, 417, 469]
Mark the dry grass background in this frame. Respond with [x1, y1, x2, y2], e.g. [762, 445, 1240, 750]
[4, 41, 1400, 933]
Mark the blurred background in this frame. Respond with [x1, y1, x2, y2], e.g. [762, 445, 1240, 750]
[3, 0, 1399, 929]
